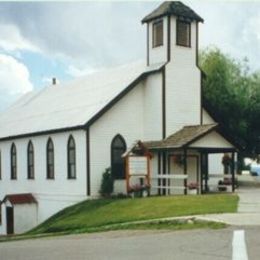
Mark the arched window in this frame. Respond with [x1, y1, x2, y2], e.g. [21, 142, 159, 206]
[46, 138, 54, 179]
[67, 135, 76, 179]
[10, 143, 17, 180]
[111, 135, 126, 180]
[27, 141, 34, 179]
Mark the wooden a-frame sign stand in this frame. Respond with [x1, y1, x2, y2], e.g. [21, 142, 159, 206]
[123, 141, 152, 194]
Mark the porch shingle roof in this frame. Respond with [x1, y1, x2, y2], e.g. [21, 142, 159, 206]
[144, 124, 218, 149]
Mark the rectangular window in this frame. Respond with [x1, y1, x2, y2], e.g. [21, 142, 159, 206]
[152, 20, 163, 48]
[176, 20, 191, 47]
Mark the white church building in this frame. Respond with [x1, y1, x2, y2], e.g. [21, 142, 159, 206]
[0, 1, 238, 235]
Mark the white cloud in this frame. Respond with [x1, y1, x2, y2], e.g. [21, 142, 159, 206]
[0, 24, 39, 53]
[0, 54, 33, 110]
[1, 1, 258, 72]
[0, 2, 157, 69]
[0, 1, 260, 81]
[189, 1, 260, 71]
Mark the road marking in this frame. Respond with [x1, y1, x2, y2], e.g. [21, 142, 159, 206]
[232, 230, 248, 260]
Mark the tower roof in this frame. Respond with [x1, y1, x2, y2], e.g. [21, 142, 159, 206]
[142, 1, 204, 24]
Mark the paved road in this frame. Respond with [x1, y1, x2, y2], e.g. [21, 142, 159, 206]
[0, 229, 233, 260]
[1, 174, 260, 260]
[1, 227, 260, 260]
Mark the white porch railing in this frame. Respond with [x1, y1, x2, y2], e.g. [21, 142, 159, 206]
[151, 174, 187, 192]
[152, 174, 188, 180]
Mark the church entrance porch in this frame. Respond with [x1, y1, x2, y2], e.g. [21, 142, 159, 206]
[148, 148, 236, 196]
[123, 124, 238, 196]
[142, 124, 238, 196]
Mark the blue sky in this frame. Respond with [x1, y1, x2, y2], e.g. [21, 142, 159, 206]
[15, 51, 71, 89]
[0, 1, 260, 111]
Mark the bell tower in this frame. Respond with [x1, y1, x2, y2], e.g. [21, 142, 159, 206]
[142, 1, 203, 67]
[142, 2, 204, 136]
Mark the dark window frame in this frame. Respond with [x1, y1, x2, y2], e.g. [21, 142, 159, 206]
[176, 20, 191, 48]
[46, 138, 55, 180]
[152, 20, 163, 48]
[67, 135, 76, 179]
[111, 134, 127, 180]
[27, 141, 34, 179]
[10, 143, 17, 180]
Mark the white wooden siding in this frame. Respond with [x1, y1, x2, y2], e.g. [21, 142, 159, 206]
[165, 17, 201, 135]
[89, 82, 145, 196]
[191, 131, 234, 148]
[0, 129, 87, 233]
[143, 72, 163, 140]
[208, 153, 224, 174]
[14, 203, 38, 234]
[202, 109, 215, 124]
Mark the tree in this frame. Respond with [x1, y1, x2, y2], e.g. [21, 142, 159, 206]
[199, 47, 260, 157]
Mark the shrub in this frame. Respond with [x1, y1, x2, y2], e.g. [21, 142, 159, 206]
[100, 168, 114, 197]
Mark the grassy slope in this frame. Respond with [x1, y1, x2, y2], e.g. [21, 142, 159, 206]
[30, 194, 238, 234]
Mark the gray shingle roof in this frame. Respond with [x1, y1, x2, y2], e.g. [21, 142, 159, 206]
[142, 1, 204, 24]
[144, 124, 217, 149]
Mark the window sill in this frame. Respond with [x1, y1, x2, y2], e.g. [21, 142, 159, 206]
[152, 44, 163, 49]
[176, 43, 191, 48]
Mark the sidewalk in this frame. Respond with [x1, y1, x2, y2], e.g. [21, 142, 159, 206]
[197, 175, 260, 226]
[197, 213, 260, 226]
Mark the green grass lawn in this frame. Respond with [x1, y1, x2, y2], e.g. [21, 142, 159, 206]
[29, 194, 238, 235]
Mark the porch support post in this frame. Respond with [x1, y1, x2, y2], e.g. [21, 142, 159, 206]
[162, 151, 167, 195]
[200, 153, 208, 194]
[205, 153, 209, 193]
[183, 149, 187, 195]
[158, 152, 161, 195]
[200, 152, 203, 194]
[167, 154, 171, 195]
[231, 152, 235, 192]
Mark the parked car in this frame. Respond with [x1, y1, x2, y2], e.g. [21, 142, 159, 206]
[250, 164, 260, 176]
